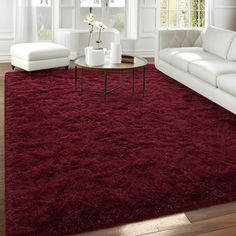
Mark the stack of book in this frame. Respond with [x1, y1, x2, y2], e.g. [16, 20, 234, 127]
[122, 55, 134, 64]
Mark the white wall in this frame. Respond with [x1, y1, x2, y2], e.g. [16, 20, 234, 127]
[126, 0, 156, 57]
[0, 0, 14, 62]
[211, 0, 236, 31]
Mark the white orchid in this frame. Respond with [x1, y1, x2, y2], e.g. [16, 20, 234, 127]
[94, 21, 107, 49]
[84, 13, 96, 46]
[94, 21, 107, 30]
[84, 13, 107, 49]
[84, 13, 95, 26]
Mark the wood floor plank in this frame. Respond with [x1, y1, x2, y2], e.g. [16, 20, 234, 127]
[0, 204, 5, 236]
[140, 213, 236, 236]
[77, 214, 190, 236]
[196, 226, 236, 236]
[77, 218, 160, 236]
[186, 202, 236, 223]
[154, 214, 190, 231]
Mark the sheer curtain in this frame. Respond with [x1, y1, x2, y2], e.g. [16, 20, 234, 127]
[206, 0, 214, 27]
[14, 0, 37, 43]
[126, 0, 138, 39]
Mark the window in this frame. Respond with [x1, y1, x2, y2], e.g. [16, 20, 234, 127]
[160, 0, 205, 28]
[32, 0, 52, 40]
[79, 0, 132, 39]
[58, 0, 137, 39]
[108, 0, 126, 37]
[80, 0, 101, 7]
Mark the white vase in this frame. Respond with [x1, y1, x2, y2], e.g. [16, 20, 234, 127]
[88, 49, 105, 66]
[84, 46, 93, 65]
[110, 42, 122, 64]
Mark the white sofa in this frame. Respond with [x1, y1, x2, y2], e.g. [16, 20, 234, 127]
[155, 26, 236, 115]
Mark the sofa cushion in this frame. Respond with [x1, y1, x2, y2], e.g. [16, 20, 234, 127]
[159, 47, 203, 64]
[217, 74, 236, 97]
[203, 26, 235, 59]
[227, 35, 236, 61]
[170, 48, 220, 72]
[11, 42, 69, 61]
[159, 48, 181, 63]
[189, 60, 236, 87]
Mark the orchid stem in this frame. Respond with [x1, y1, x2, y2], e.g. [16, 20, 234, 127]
[88, 25, 94, 47]
[97, 29, 101, 49]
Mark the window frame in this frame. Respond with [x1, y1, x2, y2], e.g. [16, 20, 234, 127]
[78, 0, 128, 39]
[33, 0, 54, 41]
[158, 0, 207, 29]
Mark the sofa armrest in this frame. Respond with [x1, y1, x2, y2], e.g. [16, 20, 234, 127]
[155, 28, 205, 64]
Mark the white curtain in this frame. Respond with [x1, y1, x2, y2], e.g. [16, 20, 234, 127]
[14, 0, 37, 43]
[126, 0, 138, 39]
[206, 0, 214, 27]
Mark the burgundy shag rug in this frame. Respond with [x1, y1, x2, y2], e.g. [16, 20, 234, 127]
[5, 65, 236, 236]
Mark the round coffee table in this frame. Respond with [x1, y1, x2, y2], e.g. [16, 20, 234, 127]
[74, 56, 148, 99]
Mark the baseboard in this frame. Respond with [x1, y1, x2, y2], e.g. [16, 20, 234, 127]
[0, 50, 154, 64]
[77, 48, 154, 58]
[122, 50, 154, 58]
[0, 53, 11, 63]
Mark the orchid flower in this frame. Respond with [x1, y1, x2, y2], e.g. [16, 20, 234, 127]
[84, 13, 95, 26]
[94, 21, 107, 30]
[84, 14, 107, 49]
[94, 21, 107, 49]
[84, 13, 95, 46]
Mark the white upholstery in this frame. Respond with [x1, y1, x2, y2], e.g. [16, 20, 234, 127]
[11, 42, 70, 71]
[203, 26, 236, 59]
[227, 36, 236, 61]
[11, 43, 69, 61]
[155, 27, 236, 115]
[157, 59, 236, 114]
[157, 29, 203, 51]
[170, 48, 220, 72]
[189, 60, 236, 87]
[11, 57, 69, 72]
[155, 29, 204, 66]
[217, 74, 236, 97]
[159, 47, 220, 72]
[159, 47, 200, 64]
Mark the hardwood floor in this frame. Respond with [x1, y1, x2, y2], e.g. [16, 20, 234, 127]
[0, 62, 236, 236]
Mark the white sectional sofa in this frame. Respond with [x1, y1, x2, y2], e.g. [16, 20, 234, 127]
[155, 26, 236, 115]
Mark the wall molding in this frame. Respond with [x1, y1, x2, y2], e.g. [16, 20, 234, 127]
[76, 49, 154, 58]
[215, 6, 236, 9]
[139, 0, 157, 38]
[0, 53, 11, 63]
[123, 49, 154, 58]
[0, 31, 14, 40]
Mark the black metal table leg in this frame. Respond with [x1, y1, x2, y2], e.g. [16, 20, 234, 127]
[143, 66, 146, 97]
[74, 66, 78, 90]
[80, 69, 84, 93]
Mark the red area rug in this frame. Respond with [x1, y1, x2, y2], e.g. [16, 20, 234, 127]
[5, 65, 236, 236]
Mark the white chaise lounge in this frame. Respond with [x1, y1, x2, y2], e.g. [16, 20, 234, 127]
[155, 26, 236, 115]
[11, 42, 70, 72]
